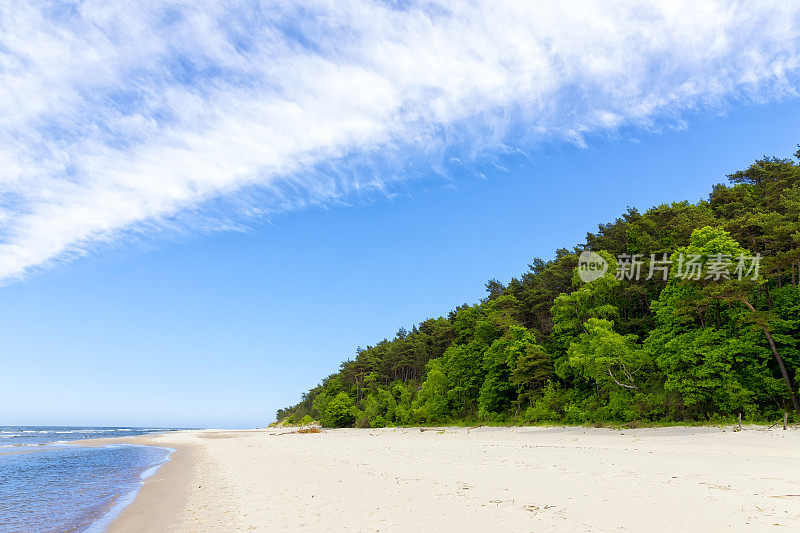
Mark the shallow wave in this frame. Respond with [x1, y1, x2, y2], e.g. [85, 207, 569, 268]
[2, 428, 177, 433]
[1, 441, 174, 532]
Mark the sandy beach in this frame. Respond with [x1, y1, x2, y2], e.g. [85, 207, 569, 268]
[81, 426, 800, 532]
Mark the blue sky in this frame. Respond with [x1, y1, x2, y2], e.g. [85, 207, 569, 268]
[1, 2, 800, 427]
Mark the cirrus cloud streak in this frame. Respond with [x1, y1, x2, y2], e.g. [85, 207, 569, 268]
[1, 0, 800, 279]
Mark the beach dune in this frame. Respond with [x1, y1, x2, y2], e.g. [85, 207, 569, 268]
[97, 426, 800, 531]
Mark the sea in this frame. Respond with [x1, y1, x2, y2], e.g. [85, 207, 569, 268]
[0, 427, 184, 532]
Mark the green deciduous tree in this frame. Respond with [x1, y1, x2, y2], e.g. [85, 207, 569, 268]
[322, 392, 356, 428]
[567, 318, 651, 392]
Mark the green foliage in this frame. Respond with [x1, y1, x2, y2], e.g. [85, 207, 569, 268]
[566, 318, 651, 393]
[478, 326, 550, 417]
[522, 383, 563, 422]
[412, 358, 450, 422]
[322, 392, 356, 428]
[646, 226, 799, 415]
[276, 150, 800, 427]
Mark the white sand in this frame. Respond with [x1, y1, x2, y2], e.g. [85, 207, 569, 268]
[106, 426, 800, 531]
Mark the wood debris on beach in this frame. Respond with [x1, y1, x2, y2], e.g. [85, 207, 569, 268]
[272, 425, 323, 436]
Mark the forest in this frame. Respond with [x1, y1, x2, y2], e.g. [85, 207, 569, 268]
[276, 149, 800, 428]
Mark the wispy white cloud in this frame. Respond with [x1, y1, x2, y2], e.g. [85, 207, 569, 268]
[1, 0, 799, 280]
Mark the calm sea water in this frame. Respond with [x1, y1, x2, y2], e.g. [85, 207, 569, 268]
[0, 427, 183, 532]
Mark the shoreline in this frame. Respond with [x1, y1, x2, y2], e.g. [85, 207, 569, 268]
[75, 426, 800, 531]
[69, 431, 198, 532]
[82, 444, 176, 533]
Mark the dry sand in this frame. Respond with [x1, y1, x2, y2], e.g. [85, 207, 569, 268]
[82, 426, 800, 531]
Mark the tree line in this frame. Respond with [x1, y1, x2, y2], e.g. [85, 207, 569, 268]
[277, 149, 800, 427]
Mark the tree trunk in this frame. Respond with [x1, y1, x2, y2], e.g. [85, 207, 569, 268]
[606, 368, 638, 390]
[740, 298, 800, 412]
[764, 284, 773, 310]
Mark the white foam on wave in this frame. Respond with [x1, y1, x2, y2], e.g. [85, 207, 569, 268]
[1, 442, 52, 447]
